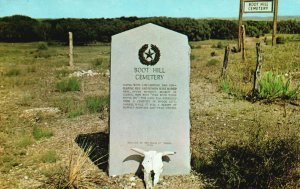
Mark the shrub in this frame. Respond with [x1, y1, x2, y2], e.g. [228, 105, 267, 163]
[5, 68, 21, 76]
[32, 126, 53, 140]
[56, 78, 80, 92]
[41, 150, 59, 163]
[216, 41, 224, 49]
[259, 71, 299, 100]
[276, 36, 286, 44]
[193, 133, 300, 188]
[210, 51, 217, 57]
[85, 95, 109, 113]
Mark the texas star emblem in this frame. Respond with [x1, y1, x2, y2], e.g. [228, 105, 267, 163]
[138, 44, 160, 66]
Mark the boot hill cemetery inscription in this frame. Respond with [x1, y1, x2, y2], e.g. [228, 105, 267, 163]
[109, 23, 191, 175]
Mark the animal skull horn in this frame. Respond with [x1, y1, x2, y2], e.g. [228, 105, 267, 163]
[131, 148, 175, 189]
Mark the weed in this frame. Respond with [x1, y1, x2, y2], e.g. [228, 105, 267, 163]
[220, 79, 231, 93]
[42, 142, 107, 188]
[41, 150, 59, 163]
[5, 68, 21, 77]
[85, 95, 109, 113]
[32, 126, 53, 140]
[259, 71, 299, 100]
[56, 78, 80, 92]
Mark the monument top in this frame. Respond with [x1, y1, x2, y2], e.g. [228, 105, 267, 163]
[113, 23, 188, 41]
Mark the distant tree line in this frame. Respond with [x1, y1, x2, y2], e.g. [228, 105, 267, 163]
[0, 15, 299, 44]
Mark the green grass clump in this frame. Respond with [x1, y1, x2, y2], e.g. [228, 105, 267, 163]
[32, 126, 53, 140]
[56, 78, 80, 92]
[41, 150, 59, 163]
[220, 79, 231, 93]
[193, 131, 300, 188]
[5, 68, 21, 76]
[259, 71, 299, 100]
[85, 95, 109, 113]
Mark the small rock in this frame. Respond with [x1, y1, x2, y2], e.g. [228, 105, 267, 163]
[20, 107, 60, 121]
[24, 176, 28, 180]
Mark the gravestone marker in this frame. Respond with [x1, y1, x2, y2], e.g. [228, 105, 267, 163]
[109, 23, 191, 176]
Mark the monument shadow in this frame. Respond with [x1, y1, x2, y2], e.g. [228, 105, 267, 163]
[75, 132, 109, 172]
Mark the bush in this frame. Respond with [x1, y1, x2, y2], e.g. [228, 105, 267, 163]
[259, 71, 299, 100]
[193, 133, 300, 188]
[56, 78, 80, 92]
[276, 36, 286, 44]
[85, 95, 109, 113]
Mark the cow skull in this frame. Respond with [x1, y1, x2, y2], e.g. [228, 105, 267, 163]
[131, 148, 175, 189]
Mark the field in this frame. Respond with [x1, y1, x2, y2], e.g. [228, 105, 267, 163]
[0, 35, 299, 188]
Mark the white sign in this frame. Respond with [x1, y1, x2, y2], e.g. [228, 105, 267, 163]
[244, 1, 273, 13]
[109, 23, 191, 176]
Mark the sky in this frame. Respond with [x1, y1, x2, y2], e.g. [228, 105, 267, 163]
[0, 0, 299, 19]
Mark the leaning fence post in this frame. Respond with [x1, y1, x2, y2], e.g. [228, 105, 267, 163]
[69, 32, 74, 67]
[221, 45, 230, 78]
[252, 42, 263, 96]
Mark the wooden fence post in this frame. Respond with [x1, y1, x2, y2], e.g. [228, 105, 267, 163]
[221, 45, 230, 78]
[241, 25, 246, 61]
[69, 32, 74, 67]
[252, 42, 263, 96]
[238, 0, 244, 52]
[272, 0, 278, 46]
